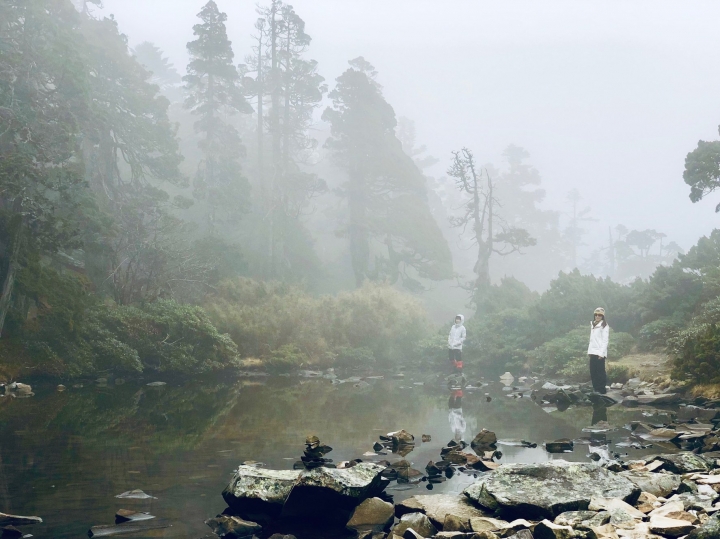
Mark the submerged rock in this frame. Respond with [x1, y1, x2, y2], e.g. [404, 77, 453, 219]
[464, 460, 640, 519]
[0, 513, 42, 526]
[204, 515, 261, 538]
[88, 518, 172, 537]
[114, 489, 157, 499]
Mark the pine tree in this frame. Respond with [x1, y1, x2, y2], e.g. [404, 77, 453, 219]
[184, 0, 252, 234]
[323, 58, 452, 289]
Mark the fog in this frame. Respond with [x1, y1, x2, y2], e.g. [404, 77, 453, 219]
[97, 0, 720, 255]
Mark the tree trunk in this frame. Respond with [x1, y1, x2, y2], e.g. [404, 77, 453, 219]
[0, 214, 23, 338]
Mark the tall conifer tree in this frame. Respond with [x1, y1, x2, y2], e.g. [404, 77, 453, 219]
[323, 58, 452, 289]
[184, 1, 252, 233]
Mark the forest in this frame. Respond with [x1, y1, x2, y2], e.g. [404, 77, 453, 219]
[2, 0, 720, 386]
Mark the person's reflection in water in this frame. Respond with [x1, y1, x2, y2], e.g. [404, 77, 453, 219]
[590, 402, 608, 447]
[448, 389, 466, 442]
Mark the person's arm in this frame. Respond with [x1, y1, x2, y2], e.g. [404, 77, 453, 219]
[601, 326, 610, 358]
[448, 328, 453, 348]
[460, 326, 466, 345]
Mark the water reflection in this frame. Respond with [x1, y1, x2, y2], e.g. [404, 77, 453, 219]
[448, 390, 466, 442]
[0, 375, 679, 538]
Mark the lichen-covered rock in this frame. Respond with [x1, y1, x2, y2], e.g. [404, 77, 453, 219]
[648, 453, 711, 474]
[686, 512, 720, 539]
[223, 466, 301, 508]
[292, 463, 387, 498]
[618, 471, 681, 497]
[464, 461, 640, 519]
[346, 497, 395, 532]
[554, 511, 610, 530]
[395, 494, 491, 528]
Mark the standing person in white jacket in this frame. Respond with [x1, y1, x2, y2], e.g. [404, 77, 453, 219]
[588, 307, 610, 394]
[448, 314, 466, 372]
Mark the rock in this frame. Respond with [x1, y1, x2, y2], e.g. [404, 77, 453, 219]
[545, 440, 574, 453]
[114, 489, 157, 499]
[667, 492, 718, 513]
[347, 497, 395, 532]
[393, 512, 437, 538]
[0, 513, 42, 526]
[589, 498, 645, 519]
[268, 535, 297, 539]
[686, 512, 720, 539]
[443, 514, 471, 532]
[402, 529, 425, 539]
[618, 471, 681, 497]
[635, 394, 680, 405]
[534, 519, 582, 539]
[57, 384, 66, 391]
[282, 463, 388, 520]
[88, 519, 172, 537]
[223, 466, 301, 511]
[472, 532, 501, 539]
[464, 461, 640, 519]
[146, 381, 166, 387]
[389, 430, 415, 446]
[677, 406, 719, 422]
[648, 454, 711, 474]
[621, 397, 639, 407]
[635, 492, 659, 514]
[505, 531, 534, 539]
[115, 510, 154, 522]
[648, 500, 685, 519]
[587, 524, 619, 539]
[470, 517, 512, 533]
[396, 495, 491, 528]
[471, 430, 498, 451]
[554, 511, 610, 530]
[648, 516, 696, 537]
[205, 515, 262, 538]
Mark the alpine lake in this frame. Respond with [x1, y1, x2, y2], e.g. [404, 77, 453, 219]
[0, 371, 681, 538]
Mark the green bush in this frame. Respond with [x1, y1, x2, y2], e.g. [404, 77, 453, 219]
[529, 326, 635, 375]
[204, 279, 430, 368]
[638, 317, 683, 351]
[267, 344, 309, 373]
[670, 297, 720, 383]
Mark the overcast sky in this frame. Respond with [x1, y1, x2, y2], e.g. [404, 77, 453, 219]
[96, 0, 720, 254]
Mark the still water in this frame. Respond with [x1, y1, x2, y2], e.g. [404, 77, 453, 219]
[0, 374, 677, 538]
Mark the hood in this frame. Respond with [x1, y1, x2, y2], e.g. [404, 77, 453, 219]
[454, 314, 464, 326]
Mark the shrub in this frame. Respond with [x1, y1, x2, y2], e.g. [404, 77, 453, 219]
[529, 326, 635, 375]
[266, 344, 309, 373]
[334, 347, 376, 369]
[637, 317, 683, 351]
[670, 297, 720, 383]
[558, 357, 633, 384]
[204, 279, 430, 368]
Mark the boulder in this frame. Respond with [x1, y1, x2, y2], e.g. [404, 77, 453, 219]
[687, 512, 720, 539]
[464, 461, 640, 519]
[396, 494, 491, 528]
[554, 511, 610, 530]
[617, 471, 681, 498]
[534, 519, 582, 539]
[443, 514, 471, 532]
[506, 531, 533, 539]
[667, 492, 718, 513]
[648, 454, 711, 474]
[223, 467, 301, 512]
[392, 513, 437, 538]
[282, 463, 387, 520]
[470, 517, 512, 533]
[204, 515, 262, 538]
[347, 497, 395, 533]
[1, 527, 22, 539]
[472, 430, 498, 452]
[589, 498, 644, 520]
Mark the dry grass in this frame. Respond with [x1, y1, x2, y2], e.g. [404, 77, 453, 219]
[237, 357, 265, 370]
[614, 353, 671, 379]
[690, 384, 720, 399]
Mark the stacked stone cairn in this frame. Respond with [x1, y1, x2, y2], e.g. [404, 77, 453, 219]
[298, 435, 334, 469]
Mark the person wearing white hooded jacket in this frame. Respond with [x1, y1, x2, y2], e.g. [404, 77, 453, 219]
[588, 307, 610, 394]
[448, 314, 466, 371]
